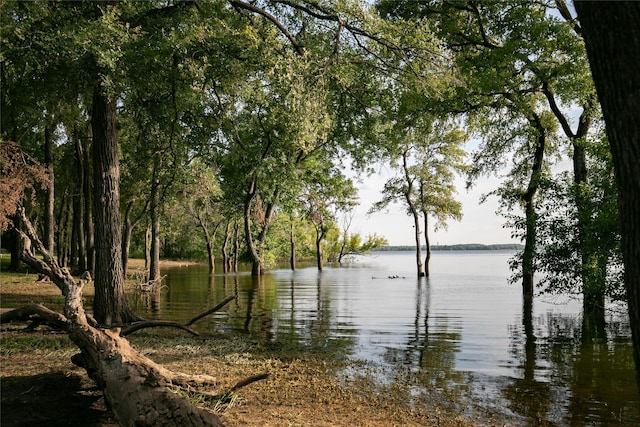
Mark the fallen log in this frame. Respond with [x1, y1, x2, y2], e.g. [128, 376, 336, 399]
[8, 208, 267, 426]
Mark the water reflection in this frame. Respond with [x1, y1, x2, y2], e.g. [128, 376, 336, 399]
[131, 252, 639, 425]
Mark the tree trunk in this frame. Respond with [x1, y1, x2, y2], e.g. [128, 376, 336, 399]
[122, 201, 134, 276]
[149, 155, 162, 285]
[57, 192, 72, 267]
[290, 216, 296, 271]
[575, 0, 640, 391]
[91, 84, 137, 326]
[144, 226, 151, 277]
[572, 138, 606, 322]
[73, 195, 86, 273]
[74, 134, 87, 274]
[233, 221, 240, 272]
[44, 125, 55, 253]
[520, 113, 546, 299]
[83, 136, 95, 276]
[222, 222, 231, 274]
[244, 185, 262, 276]
[521, 198, 536, 298]
[195, 213, 217, 274]
[70, 195, 79, 271]
[402, 150, 424, 277]
[412, 212, 424, 278]
[315, 224, 324, 271]
[543, 85, 597, 305]
[56, 190, 67, 265]
[422, 214, 431, 278]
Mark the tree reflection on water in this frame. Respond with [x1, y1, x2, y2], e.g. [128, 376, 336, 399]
[139, 256, 639, 425]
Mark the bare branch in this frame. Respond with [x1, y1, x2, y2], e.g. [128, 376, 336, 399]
[185, 295, 236, 326]
[120, 320, 200, 337]
[228, 0, 304, 55]
[0, 304, 69, 330]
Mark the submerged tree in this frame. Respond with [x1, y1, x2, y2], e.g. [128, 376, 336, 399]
[372, 117, 466, 277]
[300, 164, 358, 270]
[575, 0, 640, 392]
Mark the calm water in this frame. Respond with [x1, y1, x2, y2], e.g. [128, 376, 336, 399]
[131, 251, 639, 425]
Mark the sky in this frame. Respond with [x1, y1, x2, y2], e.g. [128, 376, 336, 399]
[345, 138, 518, 247]
[348, 170, 516, 247]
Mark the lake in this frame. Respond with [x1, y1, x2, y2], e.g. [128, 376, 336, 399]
[131, 250, 639, 425]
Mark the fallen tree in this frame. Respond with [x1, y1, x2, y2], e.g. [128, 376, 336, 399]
[2, 207, 265, 426]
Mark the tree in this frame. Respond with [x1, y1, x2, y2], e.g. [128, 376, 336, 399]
[574, 0, 640, 392]
[300, 164, 358, 270]
[378, 0, 605, 297]
[91, 82, 139, 325]
[183, 161, 225, 273]
[535, 131, 623, 325]
[371, 117, 466, 277]
[327, 213, 388, 264]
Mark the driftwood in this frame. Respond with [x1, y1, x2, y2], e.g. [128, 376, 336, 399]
[5, 207, 267, 427]
[186, 295, 236, 326]
[120, 320, 200, 337]
[119, 295, 236, 337]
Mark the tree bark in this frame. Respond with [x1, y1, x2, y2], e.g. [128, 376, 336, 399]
[520, 113, 546, 299]
[44, 125, 55, 253]
[196, 212, 218, 274]
[233, 221, 240, 272]
[315, 223, 324, 271]
[575, 0, 640, 392]
[149, 155, 162, 285]
[72, 195, 86, 273]
[122, 201, 134, 276]
[91, 84, 137, 326]
[83, 136, 95, 276]
[243, 182, 262, 276]
[70, 195, 79, 271]
[222, 222, 231, 273]
[74, 134, 87, 274]
[57, 192, 72, 267]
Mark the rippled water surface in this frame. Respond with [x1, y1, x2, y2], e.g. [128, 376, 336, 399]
[132, 251, 639, 425]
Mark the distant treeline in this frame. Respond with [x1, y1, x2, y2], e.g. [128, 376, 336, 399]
[375, 243, 523, 252]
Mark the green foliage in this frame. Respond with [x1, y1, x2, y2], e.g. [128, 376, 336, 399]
[371, 115, 467, 231]
[535, 134, 623, 301]
[2, 0, 621, 311]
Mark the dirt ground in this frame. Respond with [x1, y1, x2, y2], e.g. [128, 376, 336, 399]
[1, 260, 491, 427]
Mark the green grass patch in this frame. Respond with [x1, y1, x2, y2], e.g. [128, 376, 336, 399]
[0, 332, 76, 356]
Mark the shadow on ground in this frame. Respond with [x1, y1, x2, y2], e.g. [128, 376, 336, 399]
[1, 371, 117, 426]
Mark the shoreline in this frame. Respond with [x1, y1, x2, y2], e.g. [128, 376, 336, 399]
[0, 261, 497, 426]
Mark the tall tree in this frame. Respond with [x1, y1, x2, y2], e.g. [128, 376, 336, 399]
[91, 83, 137, 325]
[372, 115, 466, 277]
[574, 0, 640, 392]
